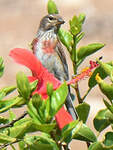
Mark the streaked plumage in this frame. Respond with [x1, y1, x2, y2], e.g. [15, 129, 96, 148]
[31, 14, 78, 120]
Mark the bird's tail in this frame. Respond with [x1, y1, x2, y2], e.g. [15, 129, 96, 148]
[65, 87, 78, 120]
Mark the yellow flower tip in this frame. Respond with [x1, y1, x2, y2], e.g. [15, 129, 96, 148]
[89, 72, 93, 77]
[95, 73, 102, 83]
[81, 67, 89, 73]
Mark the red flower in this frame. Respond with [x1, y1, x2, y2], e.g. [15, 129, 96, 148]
[9, 48, 98, 129]
[10, 48, 73, 129]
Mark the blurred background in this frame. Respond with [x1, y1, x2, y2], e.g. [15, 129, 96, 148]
[0, 0, 113, 149]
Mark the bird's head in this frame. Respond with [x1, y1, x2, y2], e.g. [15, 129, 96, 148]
[39, 14, 65, 33]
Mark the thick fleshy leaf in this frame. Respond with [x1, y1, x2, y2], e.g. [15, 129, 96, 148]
[0, 133, 16, 144]
[58, 29, 73, 51]
[103, 132, 113, 147]
[76, 32, 85, 44]
[30, 80, 38, 93]
[88, 66, 107, 89]
[78, 13, 86, 24]
[24, 135, 59, 150]
[47, 0, 59, 14]
[50, 82, 68, 117]
[13, 117, 56, 134]
[8, 110, 16, 122]
[77, 43, 104, 60]
[76, 102, 90, 123]
[27, 99, 42, 124]
[69, 15, 82, 36]
[97, 60, 113, 77]
[73, 124, 97, 142]
[32, 94, 47, 122]
[47, 82, 53, 96]
[0, 57, 4, 78]
[0, 97, 23, 113]
[16, 72, 31, 100]
[61, 120, 79, 143]
[0, 86, 16, 100]
[103, 99, 113, 114]
[93, 109, 111, 132]
[88, 142, 104, 150]
[96, 75, 113, 102]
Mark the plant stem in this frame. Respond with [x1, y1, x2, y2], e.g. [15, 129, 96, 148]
[0, 139, 21, 149]
[75, 83, 82, 104]
[81, 88, 91, 101]
[0, 111, 27, 129]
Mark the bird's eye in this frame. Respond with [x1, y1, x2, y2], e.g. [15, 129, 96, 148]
[48, 16, 55, 21]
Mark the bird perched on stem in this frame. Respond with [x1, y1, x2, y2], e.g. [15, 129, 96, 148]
[31, 14, 78, 120]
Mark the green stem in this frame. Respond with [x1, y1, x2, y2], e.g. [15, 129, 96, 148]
[81, 88, 91, 101]
[75, 83, 82, 104]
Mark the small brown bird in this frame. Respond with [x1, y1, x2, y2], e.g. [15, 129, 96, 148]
[31, 14, 78, 120]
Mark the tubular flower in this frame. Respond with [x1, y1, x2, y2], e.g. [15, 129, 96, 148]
[9, 48, 98, 129]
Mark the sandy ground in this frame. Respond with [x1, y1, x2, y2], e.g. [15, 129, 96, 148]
[0, 0, 113, 149]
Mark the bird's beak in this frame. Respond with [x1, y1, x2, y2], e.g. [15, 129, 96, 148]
[57, 18, 65, 25]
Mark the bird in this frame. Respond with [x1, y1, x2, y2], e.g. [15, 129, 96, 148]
[31, 14, 78, 120]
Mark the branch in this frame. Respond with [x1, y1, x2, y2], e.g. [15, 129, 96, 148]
[0, 139, 21, 150]
[0, 111, 27, 129]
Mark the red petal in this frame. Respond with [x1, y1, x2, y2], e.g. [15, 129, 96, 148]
[10, 48, 60, 96]
[55, 106, 73, 130]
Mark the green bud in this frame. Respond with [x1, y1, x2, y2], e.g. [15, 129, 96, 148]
[78, 13, 86, 24]
[16, 72, 31, 100]
[47, 0, 59, 14]
[47, 82, 53, 96]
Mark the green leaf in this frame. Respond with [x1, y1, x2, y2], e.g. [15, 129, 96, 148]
[47, 0, 59, 14]
[25, 135, 59, 150]
[27, 99, 42, 124]
[58, 29, 73, 51]
[77, 43, 105, 60]
[69, 15, 82, 36]
[76, 102, 90, 123]
[0, 97, 23, 113]
[96, 77, 113, 102]
[0, 133, 16, 144]
[8, 110, 16, 122]
[76, 32, 85, 44]
[78, 13, 86, 24]
[9, 119, 33, 138]
[103, 132, 113, 147]
[0, 86, 16, 100]
[32, 94, 48, 123]
[103, 99, 113, 114]
[30, 80, 38, 93]
[50, 82, 68, 117]
[97, 60, 113, 77]
[0, 57, 4, 78]
[88, 61, 113, 88]
[73, 124, 97, 142]
[88, 142, 104, 150]
[93, 109, 111, 132]
[89, 66, 107, 88]
[16, 72, 31, 100]
[18, 141, 26, 150]
[61, 120, 79, 143]
[47, 82, 53, 96]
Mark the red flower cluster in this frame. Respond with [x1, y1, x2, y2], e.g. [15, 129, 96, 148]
[10, 48, 98, 129]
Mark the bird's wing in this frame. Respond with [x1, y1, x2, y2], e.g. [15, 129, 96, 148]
[55, 39, 69, 81]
